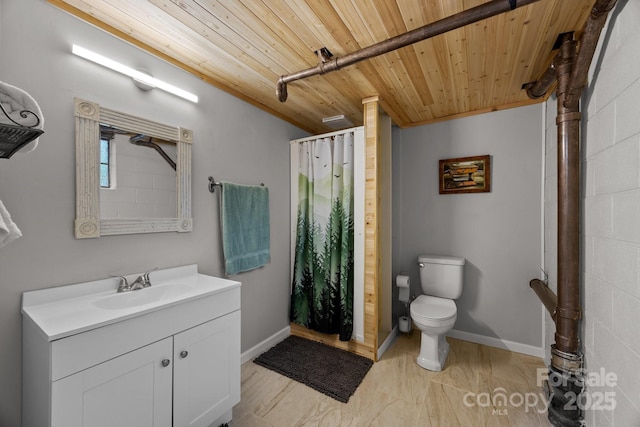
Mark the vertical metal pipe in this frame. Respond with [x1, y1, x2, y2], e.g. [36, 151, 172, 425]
[545, 33, 585, 427]
[564, 0, 618, 109]
[529, 3, 618, 424]
[554, 34, 581, 355]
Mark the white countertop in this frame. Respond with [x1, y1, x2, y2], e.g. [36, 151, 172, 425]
[21, 264, 241, 341]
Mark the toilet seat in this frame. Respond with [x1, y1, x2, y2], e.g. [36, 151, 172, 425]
[410, 295, 456, 322]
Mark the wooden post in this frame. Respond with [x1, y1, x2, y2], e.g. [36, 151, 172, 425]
[363, 96, 380, 360]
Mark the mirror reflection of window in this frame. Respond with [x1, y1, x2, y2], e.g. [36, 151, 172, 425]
[100, 138, 111, 188]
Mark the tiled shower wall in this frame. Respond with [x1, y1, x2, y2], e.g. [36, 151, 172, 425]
[544, 2, 640, 425]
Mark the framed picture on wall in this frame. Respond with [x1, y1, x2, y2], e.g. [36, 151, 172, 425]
[439, 155, 491, 194]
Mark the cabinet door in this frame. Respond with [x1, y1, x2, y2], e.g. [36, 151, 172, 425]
[51, 337, 173, 427]
[173, 310, 241, 427]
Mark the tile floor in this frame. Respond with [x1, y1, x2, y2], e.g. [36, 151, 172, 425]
[232, 330, 553, 426]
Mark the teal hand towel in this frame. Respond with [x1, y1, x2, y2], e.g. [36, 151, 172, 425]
[221, 181, 270, 275]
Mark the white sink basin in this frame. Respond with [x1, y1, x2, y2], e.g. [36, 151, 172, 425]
[93, 283, 195, 309]
[21, 264, 241, 341]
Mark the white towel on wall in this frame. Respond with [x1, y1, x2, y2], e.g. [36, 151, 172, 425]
[0, 200, 22, 249]
[0, 80, 44, 153]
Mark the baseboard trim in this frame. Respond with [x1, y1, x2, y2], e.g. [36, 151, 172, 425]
[447, 329, 545, 358]
[289, 323, 376, 360]
[377, 326, 399, 360]
[241, 326, 290, 364]
[240, 325, 544, 363]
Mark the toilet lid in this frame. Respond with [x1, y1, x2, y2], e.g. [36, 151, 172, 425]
[411, 295, 456, 321]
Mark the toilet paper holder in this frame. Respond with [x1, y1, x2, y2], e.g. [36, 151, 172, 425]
[396, 274, 411, 302]
[396, 274, 414, 334]
[399, 299, 413, 334]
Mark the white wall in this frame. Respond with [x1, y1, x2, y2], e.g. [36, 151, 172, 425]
[0, 1, 306, 425]
[392, 104, 544, 351]
[543, 1, 640, 425]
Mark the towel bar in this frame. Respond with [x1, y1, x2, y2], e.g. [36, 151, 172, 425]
[208, 176, 264, 193]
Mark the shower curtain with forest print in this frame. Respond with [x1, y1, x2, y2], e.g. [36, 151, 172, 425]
[290, 132, 354, 341]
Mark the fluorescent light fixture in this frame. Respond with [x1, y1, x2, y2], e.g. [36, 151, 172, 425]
[72, 45, 198, 103]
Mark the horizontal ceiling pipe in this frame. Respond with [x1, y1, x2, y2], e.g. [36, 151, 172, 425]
[529, 279, 557, 320]
[564, 0, 618, 109]
[525, 60, 557, 99]
[276, 0, 542, 102]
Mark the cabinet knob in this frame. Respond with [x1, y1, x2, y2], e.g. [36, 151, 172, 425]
[180, 350, 189, 359]
[161, 358, 171, 367]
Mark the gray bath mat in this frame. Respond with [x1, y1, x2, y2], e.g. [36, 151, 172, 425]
[253, 335, 373, 403]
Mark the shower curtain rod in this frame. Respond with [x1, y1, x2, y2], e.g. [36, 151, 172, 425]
[289, 127, 361, 145]
[208, 176, 264, 193]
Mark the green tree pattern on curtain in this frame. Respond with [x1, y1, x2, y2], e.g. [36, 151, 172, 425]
[290, 133, 354, 341]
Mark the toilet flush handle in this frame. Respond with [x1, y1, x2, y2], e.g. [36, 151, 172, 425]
[417, 262, 425, 268]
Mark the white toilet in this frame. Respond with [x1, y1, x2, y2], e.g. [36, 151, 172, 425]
[410, 254, 465, 371]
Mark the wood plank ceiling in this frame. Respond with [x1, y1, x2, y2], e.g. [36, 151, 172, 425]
[49, 0, 595, 134]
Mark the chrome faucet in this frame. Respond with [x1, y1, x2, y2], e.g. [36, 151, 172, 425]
[130, 271, 152, 291]
[116, 276, 131, 293]
[115, 268, 156, 293]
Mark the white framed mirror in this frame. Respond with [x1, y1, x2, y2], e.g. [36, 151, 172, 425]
[74, 97, 192, 238]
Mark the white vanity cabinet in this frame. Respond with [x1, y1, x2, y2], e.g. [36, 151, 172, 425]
[22, 265, 241, 427]
[173, 311, 241, 427]
[52, 337, 174, 427]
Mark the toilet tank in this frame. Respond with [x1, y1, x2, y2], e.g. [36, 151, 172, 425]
[418, 255, 466, 299]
